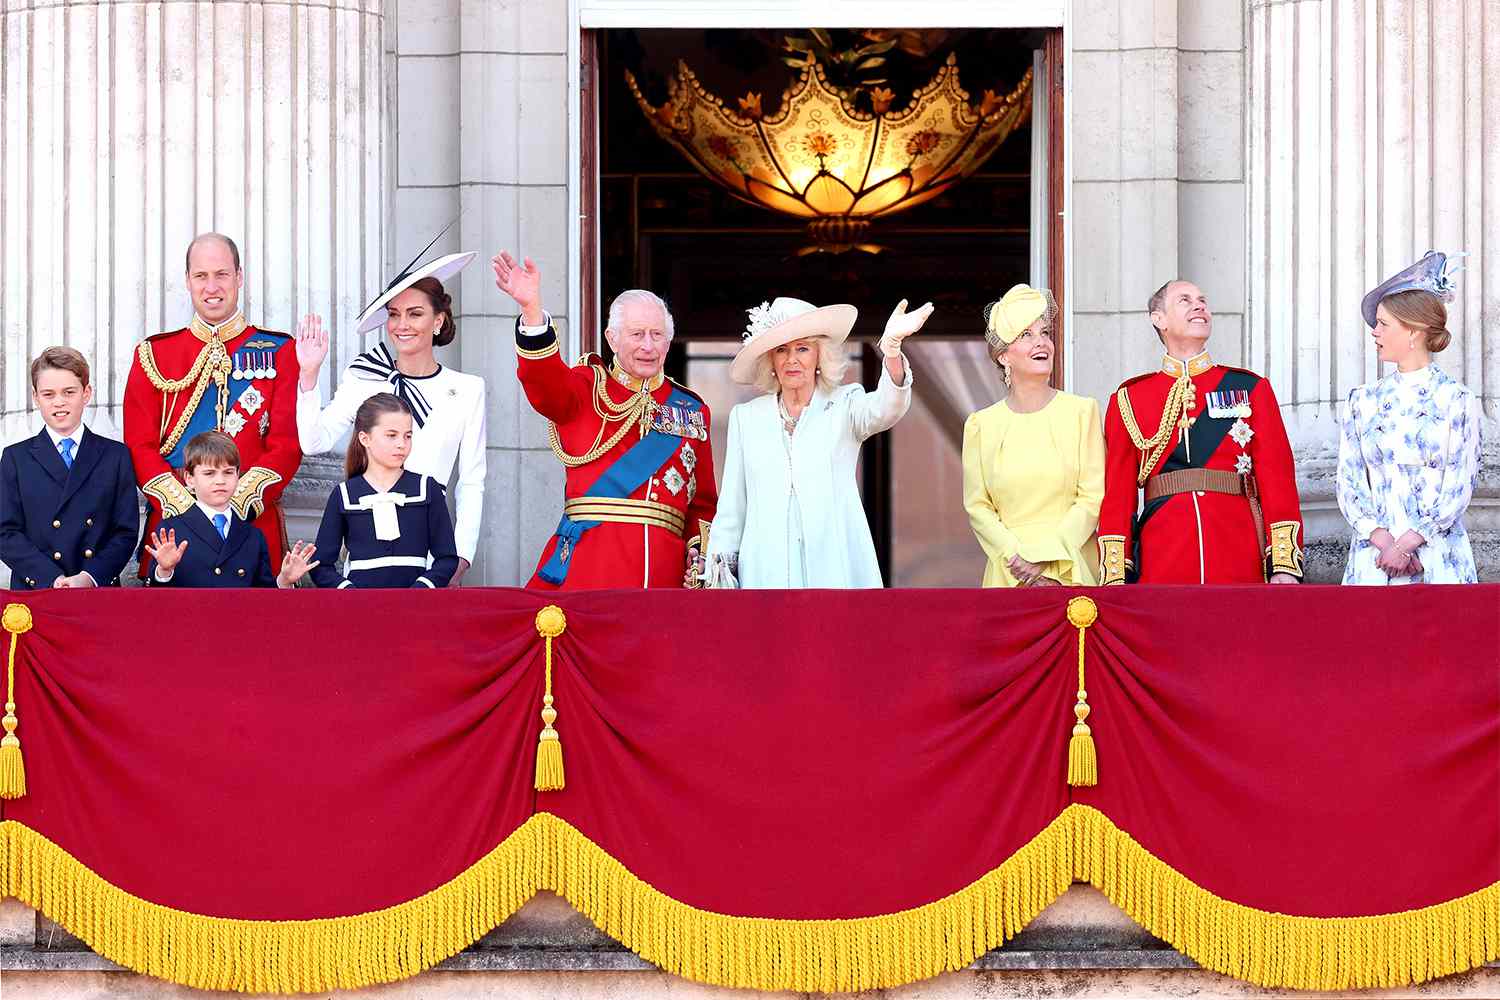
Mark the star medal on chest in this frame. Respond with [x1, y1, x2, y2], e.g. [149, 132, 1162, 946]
[1206, 389, 1252, 420]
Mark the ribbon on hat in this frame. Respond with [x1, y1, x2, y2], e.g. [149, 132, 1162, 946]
[357, 491, 410, 541]
[985, 284, 1049, 346]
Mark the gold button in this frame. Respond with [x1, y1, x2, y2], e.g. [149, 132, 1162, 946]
[213, 567, 222, 575]
[85, 517, 93, 526]
[52, 551, 62, 561]
[237, 568, 245, 577]
[84, 549, 94, 558]
[52, 519, 61, 529]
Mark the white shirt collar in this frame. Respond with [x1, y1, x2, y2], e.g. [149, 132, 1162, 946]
[44, 424, 85, 451]
[196, 501, 234, 523]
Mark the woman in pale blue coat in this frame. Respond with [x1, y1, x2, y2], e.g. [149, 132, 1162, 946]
[704, 297, 931, 588]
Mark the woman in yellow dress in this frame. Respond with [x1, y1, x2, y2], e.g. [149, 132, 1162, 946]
[962, 284, 1105, 587]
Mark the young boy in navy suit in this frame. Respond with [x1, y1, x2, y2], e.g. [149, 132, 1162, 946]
[0, 347, 140, 588]
[144, 431, 317, 588]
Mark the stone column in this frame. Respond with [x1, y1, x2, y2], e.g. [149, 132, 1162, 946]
[1248, 0, 1500, 579]
[0, 0, 385, 549]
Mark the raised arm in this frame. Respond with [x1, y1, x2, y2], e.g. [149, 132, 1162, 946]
[495, 251, 582, 425]
[295, 313, 366, 455]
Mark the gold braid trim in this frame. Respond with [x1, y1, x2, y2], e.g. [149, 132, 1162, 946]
[138, 338, 234, 457]
[229, 467, 283, 520]
[142, 472, 196, 518]
[1116, 375, 1196, 485]
[3, 806, 1496, 994]
[1267, 521, 1304, 577]
[547, 364, 661, 468]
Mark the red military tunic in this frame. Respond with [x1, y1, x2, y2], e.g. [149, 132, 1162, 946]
[123, 313, 302, 573]
[516, 320, 717, 590]
[1097, 351, 1304, 584]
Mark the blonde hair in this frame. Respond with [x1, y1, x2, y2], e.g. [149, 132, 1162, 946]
[1380, 289, 1452, 353]
[751, 336, 848, 395]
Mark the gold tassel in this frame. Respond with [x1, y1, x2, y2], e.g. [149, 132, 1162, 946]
[1065, 596, 1098, 787]
[534, 605, 568, 791]
[0, 603, 34, 799]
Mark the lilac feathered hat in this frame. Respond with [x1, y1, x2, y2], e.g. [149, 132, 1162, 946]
[1361, 250, 1464, 328]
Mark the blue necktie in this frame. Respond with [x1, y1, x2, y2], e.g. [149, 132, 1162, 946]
[213, 513, 229, 540]
[58, 438, 74, 469]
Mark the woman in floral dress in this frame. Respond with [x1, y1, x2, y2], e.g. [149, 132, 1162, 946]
[1337, 251, 1481, 584]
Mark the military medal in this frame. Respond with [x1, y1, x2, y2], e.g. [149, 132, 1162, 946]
[1207, 389, 1252, 419]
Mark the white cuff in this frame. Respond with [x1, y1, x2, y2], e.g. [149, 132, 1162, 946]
[518, 311, 553, 336]
[153, 567, 174, 583]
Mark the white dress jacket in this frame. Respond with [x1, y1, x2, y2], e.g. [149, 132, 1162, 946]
[707, 365, 912, 588]
[297, 346, 487, 562]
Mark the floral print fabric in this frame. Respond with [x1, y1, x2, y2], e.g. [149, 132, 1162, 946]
[1336, 365, 1481, 584]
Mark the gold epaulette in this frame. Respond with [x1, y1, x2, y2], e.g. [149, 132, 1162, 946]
[230, 467, 283, 520]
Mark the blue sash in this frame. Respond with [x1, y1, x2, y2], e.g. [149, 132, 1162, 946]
[539, 386, 699, 585]
[163, 332, 290, 467]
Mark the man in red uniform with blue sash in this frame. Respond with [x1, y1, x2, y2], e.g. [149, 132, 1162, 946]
[123, 234, 302, 574]
[1097, 279, 1305, 585]
[493, 251, 717, 589]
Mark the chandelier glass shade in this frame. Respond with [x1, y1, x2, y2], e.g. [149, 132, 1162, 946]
[627, 54, 1033, 252]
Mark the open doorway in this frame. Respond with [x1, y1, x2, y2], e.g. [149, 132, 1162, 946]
[585, 27, 1063, 586]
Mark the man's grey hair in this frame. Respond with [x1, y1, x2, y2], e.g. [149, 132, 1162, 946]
[606, 289, 674, 339]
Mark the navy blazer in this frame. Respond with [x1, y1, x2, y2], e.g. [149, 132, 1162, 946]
[147, 506, 277, 588]
[0, 427, 140, 588]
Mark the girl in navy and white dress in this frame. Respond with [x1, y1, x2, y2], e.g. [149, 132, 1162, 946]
[312, 393, 460, 589]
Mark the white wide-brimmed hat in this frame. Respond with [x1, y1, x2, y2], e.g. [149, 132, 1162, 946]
[728, 297, 858, 385]
[355, 250, 477, 334]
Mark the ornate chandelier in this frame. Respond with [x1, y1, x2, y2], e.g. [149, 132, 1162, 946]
[627, 54, 1032, 253]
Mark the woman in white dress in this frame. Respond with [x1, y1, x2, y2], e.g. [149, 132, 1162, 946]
[295, 251, 487, 584]
[1337, 251, 1481, 585]
[704, 297, 932, 588]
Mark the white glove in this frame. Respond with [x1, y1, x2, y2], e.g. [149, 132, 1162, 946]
[879, 299, 935, 359]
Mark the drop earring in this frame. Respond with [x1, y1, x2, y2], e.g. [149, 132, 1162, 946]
[1001, 364, 1012, 389]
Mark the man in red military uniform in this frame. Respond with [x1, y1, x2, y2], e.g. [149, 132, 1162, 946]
[124, 234, 302, 574]
[1098, 279, 1304, 585]
[493, 251, 716, 589]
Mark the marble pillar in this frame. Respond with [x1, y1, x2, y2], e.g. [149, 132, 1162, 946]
[1248, 0, 1500, 579]
[0, 0, 386, 561]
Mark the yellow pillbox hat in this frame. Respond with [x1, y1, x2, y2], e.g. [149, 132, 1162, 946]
[984, 284, 1053, 349]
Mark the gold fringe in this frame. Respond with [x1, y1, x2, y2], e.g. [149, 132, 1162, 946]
[0, 603, 34, 800]
[1065, 596, 1098, 787]
[533, 606, 567, 791]
[2, 807, 1497, 994]
[1069, 805, 1500, 991]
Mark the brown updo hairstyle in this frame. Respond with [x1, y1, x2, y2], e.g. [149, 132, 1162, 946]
[1380, 288, 1451, 353]
[346, 392, 413, 479]
[406, 276, 457, 348]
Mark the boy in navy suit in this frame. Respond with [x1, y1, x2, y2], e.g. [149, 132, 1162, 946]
[0, 347, 140, 588]
[145, 431, 317, 588]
